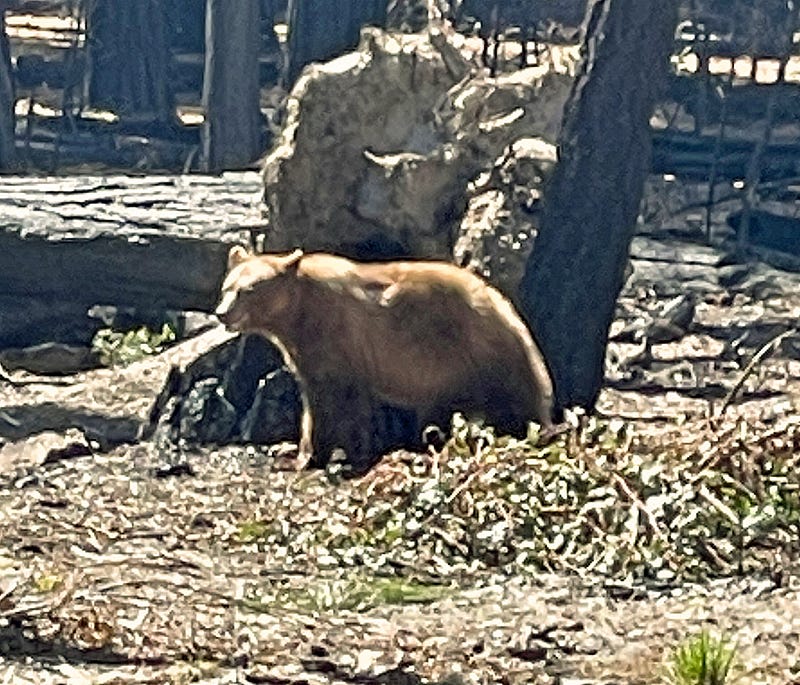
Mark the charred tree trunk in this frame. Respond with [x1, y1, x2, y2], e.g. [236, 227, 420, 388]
[520, 0, 677, 414]
[201, 0, 263, 173]
[0, 9, 16, 170]
[87, 0, 174, 123]
[262, 0, 282, 49]
[285, 0, 387, 86]
[168, 0, 206, 52]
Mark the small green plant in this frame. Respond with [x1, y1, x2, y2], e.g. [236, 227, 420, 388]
[236, 519, 272, 543]
[251, 576, 451, 613]
[664, 630, 738, 685]
[33, 573, 63, 593]
[92, 322, 176, 366]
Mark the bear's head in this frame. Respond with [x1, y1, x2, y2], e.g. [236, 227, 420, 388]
[215, 245, 304, 332]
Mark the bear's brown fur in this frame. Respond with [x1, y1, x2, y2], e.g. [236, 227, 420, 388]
[215, 246, 553, 471]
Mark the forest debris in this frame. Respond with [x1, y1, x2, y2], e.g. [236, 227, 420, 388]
[0, 410, 798, 682]
[0, 343, 100, 375]
[0, 428, 90, 473]
[611, 293, 696, 346]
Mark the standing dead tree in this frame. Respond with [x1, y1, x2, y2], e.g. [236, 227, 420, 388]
[520, 0, 678, 414]
[285, 0, 387, 86]
[0, 7, 15, 170]
[201, 0, 263, 173]
[734, 1, 799, 257]
[87, 0, 174, 123]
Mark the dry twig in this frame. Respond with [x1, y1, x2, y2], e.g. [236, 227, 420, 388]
[716, 328, 797, 420]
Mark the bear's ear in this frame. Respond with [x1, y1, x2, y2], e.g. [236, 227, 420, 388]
[228, 245, 250, 269]
[281, 248, 304, 272]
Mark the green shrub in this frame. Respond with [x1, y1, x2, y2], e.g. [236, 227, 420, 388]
[92, 322, 176, 366]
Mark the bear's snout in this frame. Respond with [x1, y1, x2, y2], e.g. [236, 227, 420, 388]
[215, 291, 240, 327]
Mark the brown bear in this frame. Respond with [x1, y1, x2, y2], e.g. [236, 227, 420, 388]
[215, 246, 553, 472]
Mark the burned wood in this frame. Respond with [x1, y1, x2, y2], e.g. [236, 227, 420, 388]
[651, 129, 800, 182]
[667, 77, 800, 127]
[728, 208, 800, 259]
[736, 7, 798, 257]
[520, 0, 677, 412]
[18, 138, 192, 174]
[285, 0, 389, 86]
[705, 74, 733, 240]
[0, 9, 15, 170]
[87, 0, 175, 123]
[202, 0, 263, 173]
[742, 243, 800, 273]
[16, 116, 200, 171]
[737, 92, 778, 256]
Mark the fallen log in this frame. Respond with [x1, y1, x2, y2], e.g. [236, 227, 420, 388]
[651, 129, 800, 181]
[667, 77, 800, 126]
[0, 173, 261, 348]
[0, 228, 231, 347]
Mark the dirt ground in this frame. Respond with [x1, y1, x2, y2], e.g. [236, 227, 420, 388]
[1, 211, 800, 683]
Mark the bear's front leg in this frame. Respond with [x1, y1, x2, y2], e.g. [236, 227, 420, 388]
[339, 384, 377, 475]
[296, 400, 314, 470]
[304, 378, 351, 468]
[290, 373, 314, 470]
[305, 377, 376, 473]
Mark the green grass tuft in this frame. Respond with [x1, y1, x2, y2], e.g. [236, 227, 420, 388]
[664, 630, 738, 685]
[245, 575, 451, 613]
[236, 519, 273, 543]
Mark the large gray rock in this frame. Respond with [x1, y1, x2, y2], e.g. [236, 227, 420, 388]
[263, 27, 572, 261]
[454, 136, 557, 301]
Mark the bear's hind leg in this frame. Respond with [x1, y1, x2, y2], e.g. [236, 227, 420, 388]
[475, 376, 535, 439]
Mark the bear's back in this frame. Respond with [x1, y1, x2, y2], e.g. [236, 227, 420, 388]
[298, 253, 499, 314]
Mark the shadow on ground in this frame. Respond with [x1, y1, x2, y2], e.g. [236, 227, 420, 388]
[0, 402, 140, 445]
[0, 617, 157, 667]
